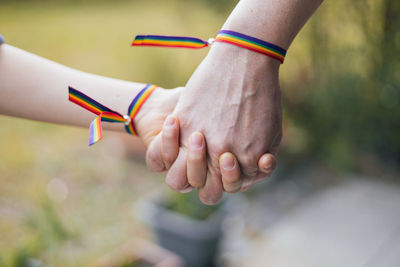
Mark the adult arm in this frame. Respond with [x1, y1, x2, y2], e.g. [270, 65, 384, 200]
[147, 0, 324, 204]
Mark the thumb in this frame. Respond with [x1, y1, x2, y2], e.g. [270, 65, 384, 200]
[145, 133, 166, 172]
[145, 115, 180, 172]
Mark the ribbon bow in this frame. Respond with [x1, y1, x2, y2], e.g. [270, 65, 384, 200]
[68, 84, 157, 146]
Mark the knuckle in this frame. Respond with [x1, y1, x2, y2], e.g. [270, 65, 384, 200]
[187, 153, 204, 162]
[162, 127, 175, 138]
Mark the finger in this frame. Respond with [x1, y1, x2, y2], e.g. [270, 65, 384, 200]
[257, 153, 276, 175]
[187, 132, 207, 188]
[166, 149, 192, 193]
[145, 133, 166, 172]
[161, 115, 180, 170]
[198, 167, 224, 205]
[220, 152, 242, 193]
[237, 154, 259, 178]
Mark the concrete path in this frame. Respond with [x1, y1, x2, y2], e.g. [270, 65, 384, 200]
[241, 178, 400, 267]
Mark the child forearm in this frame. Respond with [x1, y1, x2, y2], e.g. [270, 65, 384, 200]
[0, 44, 147, 132]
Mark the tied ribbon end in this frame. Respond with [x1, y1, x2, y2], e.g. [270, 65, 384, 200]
[89, 115, 103, 146]
[131, 34, 209, 49]
[69, 84, 157, 146]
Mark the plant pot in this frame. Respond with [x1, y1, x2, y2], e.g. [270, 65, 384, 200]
[137, 193, 225, 267]
[94, 238, 183, 267]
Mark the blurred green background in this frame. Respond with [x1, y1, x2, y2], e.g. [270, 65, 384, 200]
[0, 0, 399, 266]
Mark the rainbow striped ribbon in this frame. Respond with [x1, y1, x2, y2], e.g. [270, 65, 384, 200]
[215, 30, 286, 63]
[131, 30, 287, 63]
[132, 34, 210, 49]
[125, 84, 157, 135]
[68, 84, 157, 146]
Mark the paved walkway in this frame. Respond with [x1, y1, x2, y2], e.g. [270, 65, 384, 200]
[237, 178, 400, 267]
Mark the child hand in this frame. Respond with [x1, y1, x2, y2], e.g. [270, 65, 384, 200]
[133, 86, 183, 148]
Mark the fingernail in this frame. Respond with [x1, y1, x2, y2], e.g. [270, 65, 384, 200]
[190, 132, 203, 149]
[221, 154, 235, 171]
[164, 116, 175, 127]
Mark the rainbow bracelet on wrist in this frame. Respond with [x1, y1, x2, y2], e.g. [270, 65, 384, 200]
[132, 29, 287, 63]
[68, 84, 157, 146]
[214, 30, 286, 63]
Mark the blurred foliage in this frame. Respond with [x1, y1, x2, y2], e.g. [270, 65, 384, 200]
[0, 0, 229, 265]
[1, 0, 399, 265]
[165, 190, 220, 220]
[282, 0, 400, 170]
[0, 0, 236, 13]
[3, 199, 69, 267]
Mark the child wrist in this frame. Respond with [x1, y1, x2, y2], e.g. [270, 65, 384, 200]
[68, 84, 157, 146]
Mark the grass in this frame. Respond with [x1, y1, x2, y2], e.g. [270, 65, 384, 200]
[0, 0, 228, 265]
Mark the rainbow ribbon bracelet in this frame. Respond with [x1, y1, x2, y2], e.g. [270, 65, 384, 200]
[69, 84, 157, 146]
[132, 30, 287, 63]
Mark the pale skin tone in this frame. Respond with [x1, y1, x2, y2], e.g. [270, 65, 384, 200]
[147, 0, 324, 204]
[0, 44, 276, 188]
[1, 0, 324, 205]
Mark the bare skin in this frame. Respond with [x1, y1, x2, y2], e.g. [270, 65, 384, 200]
[153, 116, 277, 194]
[0, 44, 277, 192]
[147, 0, 324, 204]
[0, 44, 179, 146]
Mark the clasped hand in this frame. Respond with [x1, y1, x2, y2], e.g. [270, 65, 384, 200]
[141, 43, 282, 205]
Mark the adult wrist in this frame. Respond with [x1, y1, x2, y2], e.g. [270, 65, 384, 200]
[208, 41, 280, 74]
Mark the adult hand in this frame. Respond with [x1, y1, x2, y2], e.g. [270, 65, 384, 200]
[147, 42, 282, 204]
[147, 115, 277, 194]
[135, 86, 277, 195]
